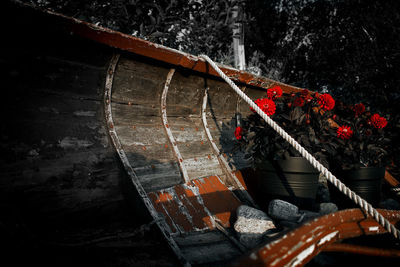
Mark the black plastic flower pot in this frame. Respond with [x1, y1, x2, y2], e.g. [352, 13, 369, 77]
[328, 167, 385, 209]
[255, 157, 319, 210]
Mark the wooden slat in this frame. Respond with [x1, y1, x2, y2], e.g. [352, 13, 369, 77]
[114, 125, 167, 146]
[182, 156, 224, 180]
[174, 230, 229, 246]
[180, 240, 241, 265]
[112, 57, 169, 104]
[385, 170, 400, 187]
[174, 229, 243, 266]
[132, 162, 182, 192]
[148, 176, 242, 234]
[124, 144, 175, 166]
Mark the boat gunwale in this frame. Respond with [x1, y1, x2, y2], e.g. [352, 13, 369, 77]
[234, 208, 400, 266]
[10, 0, 305, 94]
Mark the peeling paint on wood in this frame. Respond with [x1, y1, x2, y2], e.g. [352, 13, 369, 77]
[148, 176, 241, 234]
[236, 209, 400, 267]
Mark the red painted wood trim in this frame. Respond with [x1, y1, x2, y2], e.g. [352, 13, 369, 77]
[233, 209, 400, 267]
[323, 243, 400, 257]
[13, 0, 303, 94]
[385, 170, 400, 187]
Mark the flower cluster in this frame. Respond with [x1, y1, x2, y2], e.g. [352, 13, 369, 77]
[235, 85, 390, 170]
[251, 98, 277, 116]
[354, 103, 365, 117]
[266, 85, 283, 100]
[236, 85, 333, 166]
[293, 97, 305, 107]
[317, 93, 335, 111]
[322, 100, 389, 169]
[234, 126, 243, 140]
[337, 125, 353, 140]
[369, 113, 388, 129]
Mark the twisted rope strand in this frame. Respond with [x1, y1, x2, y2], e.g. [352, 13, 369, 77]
[199, 54, 400, 239]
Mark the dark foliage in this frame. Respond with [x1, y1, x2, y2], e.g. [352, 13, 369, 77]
[318, 102, 390, 170]
[245, 0, 400, 109]
[28, 0, 241, 64]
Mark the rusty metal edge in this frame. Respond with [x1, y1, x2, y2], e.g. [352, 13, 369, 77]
[103, 54, 190, 266]
[232, 209, 400, 267]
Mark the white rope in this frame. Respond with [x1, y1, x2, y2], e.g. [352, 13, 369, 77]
[199, 54, 400, 239]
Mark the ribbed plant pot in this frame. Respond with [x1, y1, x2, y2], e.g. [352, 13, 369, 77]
[328, 167, 385, 209]
[254, 157, 319, 210]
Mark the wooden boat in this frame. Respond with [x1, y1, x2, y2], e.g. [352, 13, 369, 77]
[2, 1, 400, 266]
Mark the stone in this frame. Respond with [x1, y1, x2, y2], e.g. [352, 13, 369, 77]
[234, 205, 276, 249]
[316, 183, 331, 203]
[268, 199, 301, 222]
[318, 202, 338, 215]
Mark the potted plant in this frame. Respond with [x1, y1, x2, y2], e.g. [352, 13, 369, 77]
[316, 101, 390, 208]
[234, 86, 335, 209]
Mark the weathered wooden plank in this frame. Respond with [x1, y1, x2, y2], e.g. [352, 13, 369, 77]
[179, 240, 241, 265]
[148, 176, 242, 235]
[203, 79, 241, 116]
[182, 156, 224, 180]
[176, 230, 246, 265]
[117, 125, 216, 159]
[133, 162, 182, 192]
[191, 177, 242, 227]
[112, 57, 169, 103]
[124, 144, 175, 166]
[173, 230, 228, 247]
[4, 104, 106, 145]
[112, 102, 161, 120]
[111, 102, 204, 124]
[166, 70, 206, 111]
[115, 125, 168, 146]
[4, 54, 106, 100]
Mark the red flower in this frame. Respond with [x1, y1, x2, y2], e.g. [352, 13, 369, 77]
[304, 95, 313, 103]
[267, 86, 283, 100]
[293, 97, 305, 107]
[250, 98, 276, 116]
[337, 125, 353, 140]
[301, 89, 309, 97]
[354, 103, 365, 116]
[234, 126, 243, 140]
[369, 114, 387, 129]
[317, 93, 335, 111]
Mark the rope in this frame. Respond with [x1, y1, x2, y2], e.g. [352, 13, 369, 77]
[198, 54, 400, 240]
